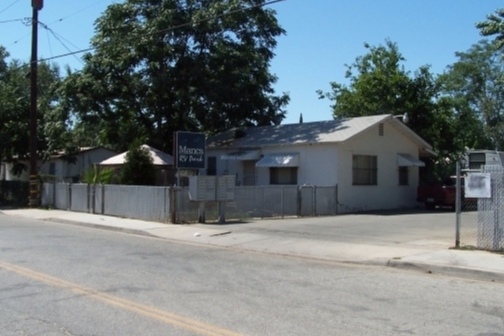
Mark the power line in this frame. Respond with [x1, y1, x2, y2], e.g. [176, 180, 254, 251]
[37, 0, 287, 64]
[0, 17, 25, 24]
[38, 20, 84, 65]
[44, 25, 53, 58]
[0, 0, 21, 16]
[48, 0, 111, 25]
[5, 0, 111, 53]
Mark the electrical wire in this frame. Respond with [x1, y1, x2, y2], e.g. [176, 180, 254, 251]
[38, 20, 84, 65]
[48, 0, 110, 25]
[0, 0, 21, 16]
[44, 25, 53, 59]
[37, 0, 287, 64]
[5, 0, 111, 53]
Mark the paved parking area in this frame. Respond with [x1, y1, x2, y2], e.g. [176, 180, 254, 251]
[201, 209, 457, 247]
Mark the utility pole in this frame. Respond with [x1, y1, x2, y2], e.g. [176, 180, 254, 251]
[29, 0, 43, 208]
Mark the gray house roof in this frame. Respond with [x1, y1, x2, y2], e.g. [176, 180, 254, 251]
[99, 144, 174, 166]
[207, 114, 436, 156]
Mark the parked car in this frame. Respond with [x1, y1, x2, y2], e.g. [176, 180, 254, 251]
[417, 176, 474, 210]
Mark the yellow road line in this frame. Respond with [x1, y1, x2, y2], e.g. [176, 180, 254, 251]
[0, 260, 247, 336]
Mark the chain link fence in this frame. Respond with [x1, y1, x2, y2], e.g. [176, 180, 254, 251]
[457, 164, 504, 251]
[175, 185, 338, 223]
[43, 183, 338, 224]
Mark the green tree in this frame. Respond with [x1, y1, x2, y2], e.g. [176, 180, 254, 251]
[0, 46, 72, 176]
[439, 40, 504, 150]
[59, 0, 289, 154]
[120, 142, 157, 186]
[476, 8, 504, 50]
[317, 40, 465, 182]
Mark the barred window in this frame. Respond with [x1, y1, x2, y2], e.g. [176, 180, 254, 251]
[352, 155, 377, 185]
[399, 166, 408, 186]
[207, 157, 216, 176]
[270, 167, 298, 185]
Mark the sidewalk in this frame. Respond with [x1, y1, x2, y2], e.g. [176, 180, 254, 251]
[2, 209, 504, 283]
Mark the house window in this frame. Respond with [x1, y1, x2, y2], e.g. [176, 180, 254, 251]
[352, 155, 377, 185]
[399, 166, 408, 186]
[468, 153, 485, 170]
[49, 162, 56, 175]
[270, 167, 298, 185]
[207, 157, 216, 176]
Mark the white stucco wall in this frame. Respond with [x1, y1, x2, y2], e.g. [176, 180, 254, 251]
[207, 143, 339, 186]
[337, 122, 421, 213]
[255, 144, 338, 186]
[4, 161, 30, 181]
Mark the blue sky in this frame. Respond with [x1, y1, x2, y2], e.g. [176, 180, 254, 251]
[1, 0, 503, 124]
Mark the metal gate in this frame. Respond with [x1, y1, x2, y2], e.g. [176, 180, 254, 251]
[456, 163, 504, 251]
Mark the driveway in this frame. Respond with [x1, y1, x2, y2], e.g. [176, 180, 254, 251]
[200, 209, 456, 248]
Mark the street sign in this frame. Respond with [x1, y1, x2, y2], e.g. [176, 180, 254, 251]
[174, 131, 205, 169]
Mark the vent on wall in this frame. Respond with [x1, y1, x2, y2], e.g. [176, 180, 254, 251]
[378, 123, 384, 136]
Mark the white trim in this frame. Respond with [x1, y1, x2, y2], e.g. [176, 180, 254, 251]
[256, 153, 299, 167]
[221, 150, 260, 161]
[397, 154, 425, 167]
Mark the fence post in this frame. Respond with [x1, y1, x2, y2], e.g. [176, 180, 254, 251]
[297, 185, 301, 217]
[101, 184, 105, 214]
[313, 185, 316, 216]
[261, 186, 265, 218]
[52, 182, 56, 208]
[281, 186, 284, 218]
[67, 183, 72, 211]
[170, 187, 178, 223]
[335, 184, 338, 215]
[455, 161, 461, 248]
[164, 187, 169, 223]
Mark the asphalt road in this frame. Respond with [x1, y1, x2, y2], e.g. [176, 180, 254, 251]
[1, 213, 503, 336]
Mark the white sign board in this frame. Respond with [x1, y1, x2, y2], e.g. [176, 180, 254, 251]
[464, 173, 491, 198]
[189, 175, 235, 201]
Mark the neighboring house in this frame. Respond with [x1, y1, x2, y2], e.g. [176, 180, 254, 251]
[464, 149, 504, 170]
[2, 147, 118, 182]
[98, 144, 176, 186]
[0, 163, 5, 180]
[206, 114, 437, 213]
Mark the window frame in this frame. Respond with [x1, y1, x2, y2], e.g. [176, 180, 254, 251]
[269, 167, 298, 185]
[398, 166, 409, 186]
[352, 155, 378, 186]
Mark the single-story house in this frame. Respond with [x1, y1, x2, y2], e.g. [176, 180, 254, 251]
[2, 146, 118, 182]
[205, 114, 437, 213]
[98, 144, 176, 186]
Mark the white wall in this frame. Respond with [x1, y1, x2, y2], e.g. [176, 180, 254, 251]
[337, 121, 421, 213]
[255, 144, 338, 186]
[38, 148, 117, 180]
[4, 161, 30, 181]
[207, 144, 339, 186]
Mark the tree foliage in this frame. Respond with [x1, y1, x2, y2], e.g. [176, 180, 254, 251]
[317, 40, 471, 182]
[0, 46, 72, 176]
[439, 40, 504, 150]
[476, 8, 504, 50]
[60, 0, 289, 154]
[120, 142, 157, 186]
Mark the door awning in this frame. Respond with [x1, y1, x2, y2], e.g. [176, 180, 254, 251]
[256, 153, 299, 167]
[221, 150, 260, 161]
[397, 154, 425, 167]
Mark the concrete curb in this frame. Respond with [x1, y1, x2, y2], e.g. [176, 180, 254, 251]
[44, 217, 160, 239]
[387, 259, 504, 283]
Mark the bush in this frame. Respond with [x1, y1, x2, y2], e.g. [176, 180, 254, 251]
[120, 143, 157, 186]
[0, 181, 29, 207]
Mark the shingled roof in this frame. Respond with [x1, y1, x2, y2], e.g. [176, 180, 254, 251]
[207, 114, 435, 155]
